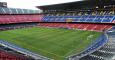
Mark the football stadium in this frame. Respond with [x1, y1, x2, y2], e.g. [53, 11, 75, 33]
[0, 0, 115, 60]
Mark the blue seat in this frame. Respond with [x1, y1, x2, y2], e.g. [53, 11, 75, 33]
[72, 16, 81, 22]
[102, 15, 113, 23]
[86, 16, 96, 22]
[87, 18, 94, 22]
[74, 34, 107, 58]
[110, 16, 115, 23]
[80, 16, 88, 22]
[93, 16, 104, 23]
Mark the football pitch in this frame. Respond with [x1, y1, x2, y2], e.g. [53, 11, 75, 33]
[0, 27, 101, 60]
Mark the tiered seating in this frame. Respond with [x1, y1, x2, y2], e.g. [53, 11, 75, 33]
[43, 15, 115, 23]
[0, 50, 33, 60]
[38, 23, 66, 28]
[80, 30, 115, 60]
[0, 23, 38, 30]
[0, 40, 49, 60]
[0, 7, 39, 14]
[0, 45, 34, 60]
[38, 23, 112, 32]
[66, 33, 108, 60]
[42, 11, 115, 23]
[0, 15, 42, 24]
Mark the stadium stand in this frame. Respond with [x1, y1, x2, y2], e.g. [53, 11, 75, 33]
[65, 32, 108, 60]
[0, 6, 42, 24]
[0, 23, 38, 30]
[0, 15, 42, 24]
[0, 43, 34, 60]
[0, 40, 50, 60]
[0, 3, 45, 60]
[38, 23, 112, 32]
[0, 7, 40, 14]
[80, 28, 115, 60]
[42, 11, 115, 23]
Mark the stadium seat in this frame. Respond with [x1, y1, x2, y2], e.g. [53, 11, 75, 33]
[0, 15, 42, 24]
[38, 23, 112, 32]
[0, 7, 40, 14]
[42, 11, 115, 23]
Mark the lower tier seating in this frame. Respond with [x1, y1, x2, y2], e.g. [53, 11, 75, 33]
[0, 23, 38, 30]
[38, 23, 112, 32]
[80, 31, 115, 60]
[0, 45, 34, 60]
[66, 33, 108, 60]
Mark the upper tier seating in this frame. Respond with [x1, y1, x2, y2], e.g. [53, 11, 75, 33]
[0, 7, 40, 14]
[0, 15, 42, 24]
[42, 11, 115, 23]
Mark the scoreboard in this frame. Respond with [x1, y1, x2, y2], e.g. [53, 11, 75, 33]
[0, 2, 7, 7]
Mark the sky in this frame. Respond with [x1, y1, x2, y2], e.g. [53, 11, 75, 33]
[0, 0, 81, 10]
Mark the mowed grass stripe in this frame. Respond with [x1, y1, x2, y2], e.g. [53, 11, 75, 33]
[0, 27, 101, 60]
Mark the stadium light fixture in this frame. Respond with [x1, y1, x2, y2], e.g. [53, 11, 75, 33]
[96, 6, 99, 8]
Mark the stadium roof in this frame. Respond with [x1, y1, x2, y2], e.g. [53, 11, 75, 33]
[37, 0, 115, 10]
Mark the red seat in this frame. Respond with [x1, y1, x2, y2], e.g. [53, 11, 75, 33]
[38, 23, 112, 32]
[0, 15, 42, 24]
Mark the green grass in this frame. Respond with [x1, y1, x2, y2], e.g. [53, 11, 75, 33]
[0, 27, 101, 60]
